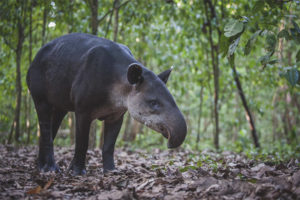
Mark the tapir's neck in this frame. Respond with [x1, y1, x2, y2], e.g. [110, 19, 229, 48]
[109, 78, 132, 111]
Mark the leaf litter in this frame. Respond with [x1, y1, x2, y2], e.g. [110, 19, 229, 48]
[0, 144, 299, 199]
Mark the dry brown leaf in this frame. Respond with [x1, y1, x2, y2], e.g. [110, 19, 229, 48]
[26, 185, 42, 195]
[43, 177, 54, 190]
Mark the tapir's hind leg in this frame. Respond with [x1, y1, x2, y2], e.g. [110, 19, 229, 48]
[33, 101, 66, 172]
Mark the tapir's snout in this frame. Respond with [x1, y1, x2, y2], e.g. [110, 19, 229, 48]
[163, 111, 187, 149]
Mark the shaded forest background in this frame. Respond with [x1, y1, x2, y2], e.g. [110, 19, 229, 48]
[0, 0, 299, 160]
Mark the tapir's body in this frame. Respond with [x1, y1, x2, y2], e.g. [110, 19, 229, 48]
[27, 33, 186, 175]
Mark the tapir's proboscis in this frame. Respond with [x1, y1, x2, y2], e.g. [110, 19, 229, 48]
[26, 33, 187, 175]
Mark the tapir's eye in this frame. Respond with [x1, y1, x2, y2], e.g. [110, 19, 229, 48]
[148, 100, 160, 110]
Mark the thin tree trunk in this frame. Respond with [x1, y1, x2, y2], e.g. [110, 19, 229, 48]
[88, 0, 99, 149]
[99, 125, 104, 148]
[123, 114, 131, 141]
[68, 113, 75, 145]
[42, 1, 48, 46]
[9, 18, 25, 143]
[271, 20, 285, 143]
[113, 0, 120, 42]
[90, 0, 98, 35]
[36, 0, 48, 139]
[204, 0, 220, 149]
[231, 64, 260, 148]
[105, 6, 114, 38]
[66, 1, 75, 146]
[26, 2, 33, 144]
[68, 0, 74, 33]
[123, 118, 141, 141]
[196, 86, 204, 148]
[88, 120, 97, 149]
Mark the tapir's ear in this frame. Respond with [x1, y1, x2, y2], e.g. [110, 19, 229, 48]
[158, 67, 172, 84]
[127, 63, 144, 85]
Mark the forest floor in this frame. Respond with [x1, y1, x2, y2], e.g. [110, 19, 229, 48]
[0, 144, 300, 200]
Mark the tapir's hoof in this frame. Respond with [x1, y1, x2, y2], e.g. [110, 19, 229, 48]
[103, 168, 114, 174]
[103, 166, 120, 174]
[39, 163, 60, 173]
[68, 163, 86, 176]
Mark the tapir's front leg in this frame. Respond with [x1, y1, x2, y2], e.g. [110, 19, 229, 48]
[102, 116, 124, 172]
[69, 112, 92, 175]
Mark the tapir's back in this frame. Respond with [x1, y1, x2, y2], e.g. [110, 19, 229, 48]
[27, 33, 135, 111]
[28, 33, 130, 79]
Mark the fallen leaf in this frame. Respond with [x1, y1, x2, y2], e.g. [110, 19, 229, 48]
[26, 185, 42, 195]
[43, 177, 54, 190]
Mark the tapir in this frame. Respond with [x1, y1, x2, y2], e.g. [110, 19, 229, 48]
[26, 33, 187, 175]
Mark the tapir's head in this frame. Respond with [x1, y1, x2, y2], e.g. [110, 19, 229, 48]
[126, 63, 187, 148]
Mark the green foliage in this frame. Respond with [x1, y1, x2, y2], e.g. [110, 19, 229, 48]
[280, 67, 299, 87]
[296, 50, 300, 63]
[244, 30, 261, 55]
[224, 19, 244, 38]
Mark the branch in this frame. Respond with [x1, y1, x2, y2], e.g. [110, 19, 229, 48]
[99, 0, 130, 24]
[105, 5, 114, 37]
[99, 9, 113, 24]
[118, 0, 131, 9]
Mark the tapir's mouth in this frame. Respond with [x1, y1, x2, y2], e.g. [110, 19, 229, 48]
[158, 125, 169, 139]
[160, 122, 187, 149]
[139, 119, 186, 149]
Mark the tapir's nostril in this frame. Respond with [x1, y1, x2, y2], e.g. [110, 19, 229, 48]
[159, 126, 169, 139]
[166, 113, 187, 149]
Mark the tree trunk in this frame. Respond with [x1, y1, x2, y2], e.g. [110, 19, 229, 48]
[87, 0, 99, 149]
[204, 0, 220, 149]
[26, 2, 33, 144]
[89, 0, 98, 35]
[231, 64, 260, 148]
[99, 125, 104, 148]
[196, 86, 204, 148]
[42, 1, 48, 46]
[123, 117, 141, 142]
[122, 114, 131, 141]
[68, 0, 74, 33]
[68, 113, 76, 145]
[88, 120, 97, 149]
[8, 18, 25, 143]
[113, 0, 120, 42]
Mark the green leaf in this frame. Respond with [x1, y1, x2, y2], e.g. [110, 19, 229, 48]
[265, 33, 276, 52]
[244, 30, 262, 55]
[220, 34, 230, 57]
[228, 37, 240, 56]
[283, 68, 299, 86]
[179, 165, 197, 173]
[292, 20, 300, 33]
[258, 54, 271, 65]
[268, 59, 278, 65]
[296, 50, 300, 63]
[228, 54, 235, 68]
[277, 29, 289, 40]
[224, 19, 244, 38]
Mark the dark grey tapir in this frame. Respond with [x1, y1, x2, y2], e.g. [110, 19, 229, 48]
[26, 33, 187, 175]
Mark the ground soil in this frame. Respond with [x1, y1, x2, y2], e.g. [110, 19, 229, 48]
[0, 144, 299, 199]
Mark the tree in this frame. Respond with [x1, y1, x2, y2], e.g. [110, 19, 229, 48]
[0, 0, 28, 143]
